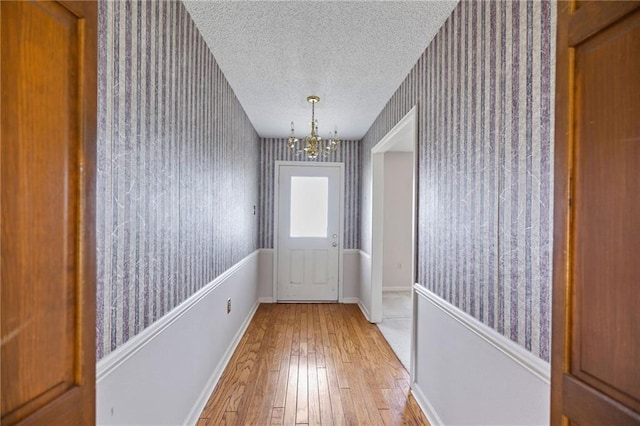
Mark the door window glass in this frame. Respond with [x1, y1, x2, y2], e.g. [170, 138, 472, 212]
[290, 176, 328, 238]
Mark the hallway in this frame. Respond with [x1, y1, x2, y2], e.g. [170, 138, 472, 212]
[198, 304, 428, 425]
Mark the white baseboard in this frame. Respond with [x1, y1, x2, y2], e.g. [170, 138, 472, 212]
[185, 301, 258, 425]
[357, 299, 372, 322]
[341, 295, 371, 322]
[412, 284, 550, 425]
[259, 297, 275, 303]
[96, 250, 260, 425]
[411, 383, 444, 426]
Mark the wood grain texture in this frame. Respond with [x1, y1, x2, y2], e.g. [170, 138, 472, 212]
[199, 304, 429, 425]
[1, 0, 97, 424]
[571, 5, 640, 413]
[550, 2, 573, 423]
[552, 1, 640, 424]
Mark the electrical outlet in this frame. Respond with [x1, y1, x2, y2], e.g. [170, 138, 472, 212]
[227, 298, 231, 314]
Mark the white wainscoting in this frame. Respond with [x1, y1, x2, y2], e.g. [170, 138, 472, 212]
[257, 248, 360, 303]
[96, 251, 260, 426]
[412, 285, 550, 426]
[258, 248, 275, 302]
[358, 250, 372, 321]
[343, 249, 360, 300]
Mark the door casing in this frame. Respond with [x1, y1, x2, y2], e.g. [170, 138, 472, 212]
[370, 106, 418, 320]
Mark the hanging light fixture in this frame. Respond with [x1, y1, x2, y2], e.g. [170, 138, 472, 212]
[288, 95, 340, 159]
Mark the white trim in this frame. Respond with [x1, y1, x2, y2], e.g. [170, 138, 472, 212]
[259, 248, 274, 253]
[370, 106, 418, 326]
[97, 250, 259, 381]
[411, 383, 444, 426]
[184, 302, 259, 425]
[413, 284, 551, 382]
[341, 297, 359, 304]
[359, 249, 370, 259]
[259, 297, 275, 303]
[357, 299, 372, 322]
[410, 283, 417, 385]
[273, 161, 345, 303]
[371, 105, 419, 154]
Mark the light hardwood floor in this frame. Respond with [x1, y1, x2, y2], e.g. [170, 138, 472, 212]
[198, 303, 429, 425]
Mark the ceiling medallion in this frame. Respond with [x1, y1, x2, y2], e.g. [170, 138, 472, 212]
[288, 95, 340, 159]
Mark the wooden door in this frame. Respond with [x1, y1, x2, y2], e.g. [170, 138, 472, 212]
[552, 1, 640, 425]
[276, 163, 343, 301]
[1, 1, 97, 424]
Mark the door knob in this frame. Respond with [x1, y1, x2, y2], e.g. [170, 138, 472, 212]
[332, 242, 337, 247]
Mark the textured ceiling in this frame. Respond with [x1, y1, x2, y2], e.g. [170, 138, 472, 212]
[182, 1, 458, 140]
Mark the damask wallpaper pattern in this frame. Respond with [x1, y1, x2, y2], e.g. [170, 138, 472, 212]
[258, 138, 361, 249]
[361, 0, 556, 361]
[96, 0, 259, 359]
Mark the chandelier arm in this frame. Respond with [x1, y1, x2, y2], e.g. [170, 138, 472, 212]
[288, 95, 339, 159]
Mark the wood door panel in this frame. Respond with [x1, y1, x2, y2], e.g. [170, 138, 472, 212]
[569, 1, 640, 46]
[572, 8, 640, 412]
[564, 376, 640, 426]
[1, 1, 96, 424]
[2, 1, 79, 415]
[553, 1, 640, 424]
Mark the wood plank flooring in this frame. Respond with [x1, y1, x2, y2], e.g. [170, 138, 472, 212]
[198, 303, 429, 425]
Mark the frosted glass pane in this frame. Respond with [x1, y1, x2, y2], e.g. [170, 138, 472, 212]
[290, 176, 328, 238]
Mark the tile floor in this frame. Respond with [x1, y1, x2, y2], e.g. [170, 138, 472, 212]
[377, 290, 412, 370]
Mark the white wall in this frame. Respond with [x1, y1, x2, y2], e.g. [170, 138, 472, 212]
[96, 252, 260, 426]
[258, 249, 274, 301]
[382, 152, 413, 290]
[412, 285, 551, 426]
[342, 249, 361, 300]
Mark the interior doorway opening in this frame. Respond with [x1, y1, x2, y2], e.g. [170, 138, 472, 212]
[370, 107, 417, 372]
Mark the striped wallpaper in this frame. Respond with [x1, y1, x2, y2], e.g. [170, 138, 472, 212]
[361, 0, 556, 361]
[96, 0, 259, 359]
[259, 138, 361, 249]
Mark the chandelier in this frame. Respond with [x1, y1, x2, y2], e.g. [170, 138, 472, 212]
[288, 95, 340, 159]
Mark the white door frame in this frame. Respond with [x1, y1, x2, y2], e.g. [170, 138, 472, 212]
[273, 161, 345, 302]
[370, 106, 418, 377]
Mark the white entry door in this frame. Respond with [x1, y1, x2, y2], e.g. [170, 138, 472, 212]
[276, 163, 343, 301]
